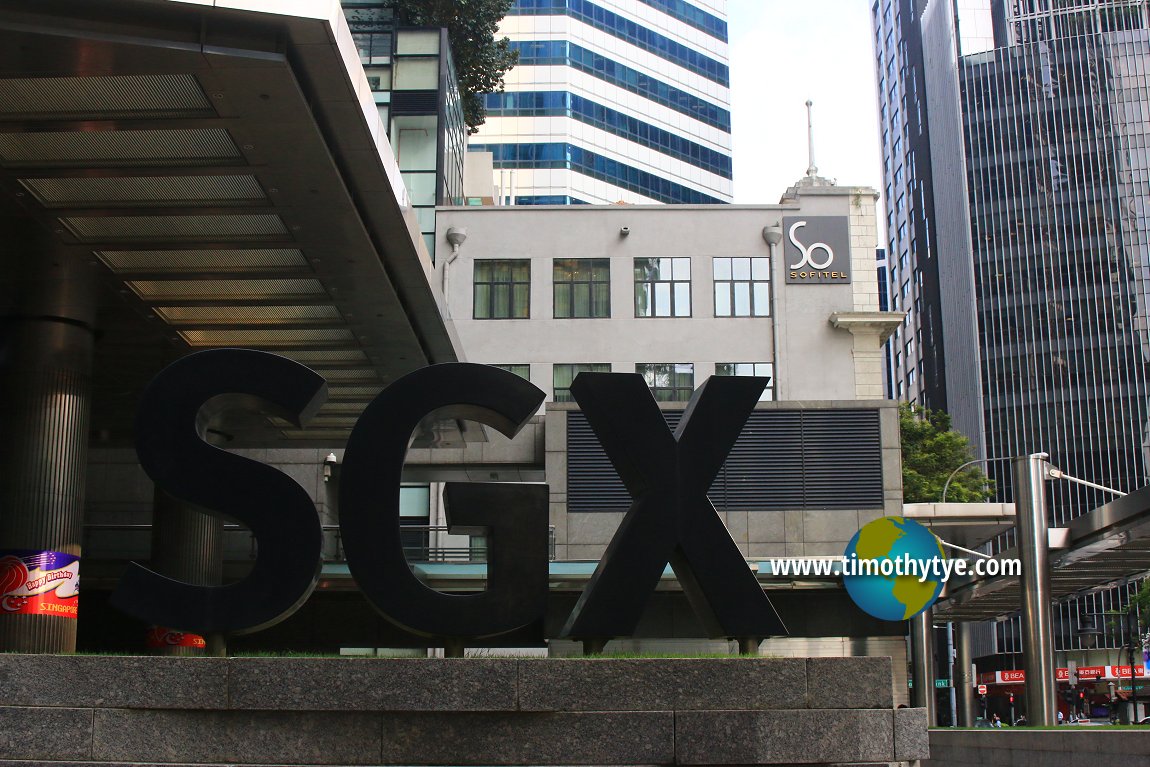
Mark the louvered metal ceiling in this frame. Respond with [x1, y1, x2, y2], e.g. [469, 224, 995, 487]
[0, 0, 460, 448]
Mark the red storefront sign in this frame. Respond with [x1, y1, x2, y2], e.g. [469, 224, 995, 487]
[978, 666, 1135, 685]
[1056, 666, 1106, 681]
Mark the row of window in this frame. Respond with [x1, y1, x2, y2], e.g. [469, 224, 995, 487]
[473, 257, 771, 319]
[509, 0, 730, 85]
[484, 91, 733, 178]
[495, 362, 775, 402]
[511, 40, 731, 131]
[472, 142, 726, 204]
[632, 0, 727, 40]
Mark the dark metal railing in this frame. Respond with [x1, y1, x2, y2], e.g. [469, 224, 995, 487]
[82, 523, 557, 564]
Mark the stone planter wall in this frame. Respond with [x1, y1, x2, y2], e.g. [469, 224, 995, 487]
[0, 654, 928, 766]
[927, 728, 1150, 767]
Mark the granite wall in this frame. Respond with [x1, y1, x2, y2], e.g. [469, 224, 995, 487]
[0, 654, 927, 766]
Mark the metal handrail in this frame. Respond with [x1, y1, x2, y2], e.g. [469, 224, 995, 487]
[82, 522, 557, 563]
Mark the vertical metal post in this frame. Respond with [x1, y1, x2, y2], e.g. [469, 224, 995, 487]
[955, 621, 977, 726]
[1014, 452, 1057, 726]
[946, 623, 957, 725]
[911, 607, 937, 725]
[0, 224, 94, 653]
[1129, 604, 1141, 722]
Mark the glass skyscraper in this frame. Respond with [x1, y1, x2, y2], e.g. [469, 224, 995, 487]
[469, 0, 732, 205]
[875, 0, 1150, 520]
[873, 0, 1150, 662]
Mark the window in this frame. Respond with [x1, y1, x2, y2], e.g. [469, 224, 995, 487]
[492, 364, 530, 380]
[716, 362, 774, 401]
[474, 260, 530, 319]
[554, 258, 610, 318]
[634, 257, 690, 317]
[713, 257, 770, 317]
[399, 484, 431, 561]
[553, 363, 611, 402]
[636, 363, 694, 401]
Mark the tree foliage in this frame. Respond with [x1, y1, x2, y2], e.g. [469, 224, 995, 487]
[899, 403, 994, 503]
[388, 0, 519, 133]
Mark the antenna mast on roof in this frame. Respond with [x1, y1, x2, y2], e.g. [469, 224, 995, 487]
[805, 99, 818, 178]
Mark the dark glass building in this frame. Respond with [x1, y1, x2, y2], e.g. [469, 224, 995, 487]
[962, 20, 1150, 522]
[873, 0, 1150, 665]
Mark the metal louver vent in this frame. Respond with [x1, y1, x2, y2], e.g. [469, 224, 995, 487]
[128, 279, 323, 301]
[96, 249, 307, 273]
[0, 74, 212, 119]
[275, 350, 369, 365]
[0, 129, 240, 167]
[63, 214, 287, 241]
[153, 305, 341, 325]
[567, 408, 884, 513]
[314, 368, 380, 382]
[21, 175, 266, 208]
[391, 91, 441, 115]
[279, 430, 358, 440]
[179, 328, 355, 347]
[328, 386, 385, 399]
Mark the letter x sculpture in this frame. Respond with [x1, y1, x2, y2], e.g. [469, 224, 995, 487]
[562, 373, 788, 643]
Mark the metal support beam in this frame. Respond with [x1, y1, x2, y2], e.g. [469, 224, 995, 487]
[1014, 452, 1057, 727]
[910, 607, 936, 725]
[955, 622, 977, 726]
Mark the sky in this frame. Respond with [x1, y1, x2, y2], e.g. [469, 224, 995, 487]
[727, 0, 884, 206]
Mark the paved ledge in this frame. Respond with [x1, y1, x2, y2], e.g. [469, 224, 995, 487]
[927, 728, 1150, 767]
[0, 654, 927, 766]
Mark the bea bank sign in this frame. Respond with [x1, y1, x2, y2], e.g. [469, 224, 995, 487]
[783, 216, 851, 284]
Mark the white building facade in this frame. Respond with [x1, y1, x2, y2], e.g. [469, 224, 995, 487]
[439, 187, 886, 402]
[469, 0, 733, 205]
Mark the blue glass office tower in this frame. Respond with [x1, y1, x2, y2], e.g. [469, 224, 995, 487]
[470, 0, 732, 205]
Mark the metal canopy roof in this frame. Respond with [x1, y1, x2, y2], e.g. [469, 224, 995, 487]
[934, 485, 1150, 621]
[903, 502, 1016, 550]
[0, 0, 459, 447]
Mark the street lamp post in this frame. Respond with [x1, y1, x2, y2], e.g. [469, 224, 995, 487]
[1126, 600, 1142, 723]
[1077, 614, 1102, 720]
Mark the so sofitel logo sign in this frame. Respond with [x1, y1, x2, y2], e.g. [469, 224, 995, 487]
[783, 216, 851, 284]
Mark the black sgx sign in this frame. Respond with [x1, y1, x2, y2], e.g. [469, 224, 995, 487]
[111, 350, 787, 645]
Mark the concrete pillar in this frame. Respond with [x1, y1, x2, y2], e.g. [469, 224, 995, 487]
[955, 622, 977, 726]
[1014, 452, 1057, 727]
[910, 607, 936, 725]
[147, 488, 224, 656]
[828, 313, 904, 399]
[0, 223, 95, 653]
